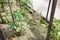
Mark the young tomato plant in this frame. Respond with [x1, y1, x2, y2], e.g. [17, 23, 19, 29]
[7, 9, 31, 36]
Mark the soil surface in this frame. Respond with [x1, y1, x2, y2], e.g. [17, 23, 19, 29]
[7, 27, 47, 40]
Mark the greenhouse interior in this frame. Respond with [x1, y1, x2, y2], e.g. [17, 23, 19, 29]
[0, 0, 60, 40]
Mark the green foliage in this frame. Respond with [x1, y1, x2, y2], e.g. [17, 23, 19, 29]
[2, 8, 31, 30]
[16, 0, 32, 9]
[53, 18, 60, 32]
[21, 0, 32, 5]
[8, 22, 31, 32]
[2, 12, 10, 23]
[13, 10, 25, 21]
[2, 0, 32, 36]
[53, 19, 60, 40]
[40, 16, 48, 28]
[2, 9, 31, 37]
[40, 17, 60, 40]
[16, 0, 32, 5]
[0, 0, 6, 2]
[8, 9, 31, 32]
[50, 18, 60, 40]
[0, 5, 2, 10]
[58, 32, 60, 40]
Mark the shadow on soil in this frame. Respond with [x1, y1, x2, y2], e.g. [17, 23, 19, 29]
[28, 27, 45, 40]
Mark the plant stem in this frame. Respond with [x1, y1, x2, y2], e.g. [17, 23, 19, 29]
[8, 0, 14, 23]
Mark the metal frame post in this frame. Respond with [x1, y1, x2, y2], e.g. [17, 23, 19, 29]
[46, 0, 57, 40]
